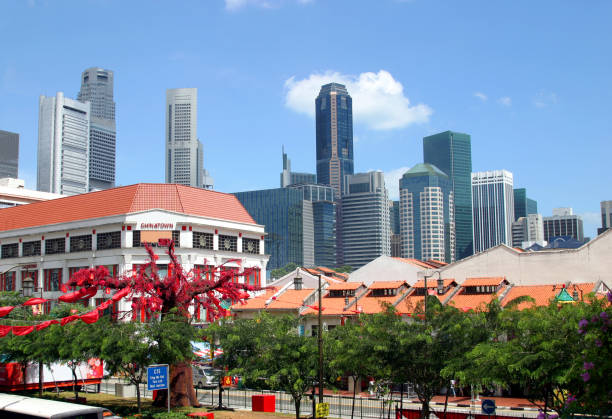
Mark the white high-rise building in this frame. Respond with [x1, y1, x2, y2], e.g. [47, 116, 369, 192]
[165, 88, 207, 188]
[512, 213, 545, 248]
[340, 171, 391, 269]
[78, 67, 116, 191]
[37, 92, 90, 196]
[472, 170, 514, 253]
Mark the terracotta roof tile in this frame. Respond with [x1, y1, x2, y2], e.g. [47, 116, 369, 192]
[0, 183, 256, 232]
[368, 281, 407, 289]
[267, 289, 315, 310]
[448, 285, 508, 311]
[357, 296, 400, 314]
[302, 296, 358, 316]
[232, 288, 278, 310]
[327, 282, 364, 290]
[461, 277, 506, 287]
[501, 283, 598, 310]
[393, 258, 435, 269]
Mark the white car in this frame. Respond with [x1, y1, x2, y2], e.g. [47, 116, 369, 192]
[193, 365, 222, 389]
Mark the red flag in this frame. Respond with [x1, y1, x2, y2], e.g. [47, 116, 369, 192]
[0, 306, 15, 317]
[12, 326, 34, 336]
[23, 298, 47, 306]
[79, 310, 100, 324]
[59, 291, 82, 303]
[60, 315, 79, 326]
[36, 320, 59, 331]
[0, 325, 11, 337]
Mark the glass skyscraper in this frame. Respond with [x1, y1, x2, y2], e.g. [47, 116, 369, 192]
[513, 188, 538, 220]
[423, 131, 473, 259]
[78, 68, 116, 191]
[399, 164, 455, 263]
[0, 130, 19, 179]
[315, 83, 354, 198]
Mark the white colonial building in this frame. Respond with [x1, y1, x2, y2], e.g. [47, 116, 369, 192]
[0, 184, 269, 320]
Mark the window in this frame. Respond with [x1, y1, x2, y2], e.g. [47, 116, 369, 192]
[219, 235, 237, 252]
[70, 235, 92, 252]
[45, 238, 65, 255]
[242, 238, 259, 254]
[220, 266, 239, 283]
[1, 243, 18, 259]
[193, 232, 213, 250]
[22, 240, 41, 256]
[96, 264, 118, 278]
[132, 230, 141, 247]
[245, 268, 261, 287]
[0, 271, 16, 291]
[44, 268, 63, 291]
[194, 264, 215, 281]
[97, 231, 121, 250]
[96, 298, 118, 322]
[371, 288, 397, 297]
[172, 230, 180, 247]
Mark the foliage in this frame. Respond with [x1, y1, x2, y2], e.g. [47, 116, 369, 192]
[334, 265, 353, 273]
[269, 262, 299, 280]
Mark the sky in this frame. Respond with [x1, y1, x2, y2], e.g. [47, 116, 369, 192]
[1, 0, 610, 238]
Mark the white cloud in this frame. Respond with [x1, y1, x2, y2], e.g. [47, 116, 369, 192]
[284, 70, 432, 130]
[384, 166, 410, 200]
[533, 90, 558, 108]
[225, 0, 311, 11]
[497, 96, 512, 106]
[474, 92, 488, 102]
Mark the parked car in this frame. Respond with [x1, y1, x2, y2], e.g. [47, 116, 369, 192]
[192, 365, 222, 389]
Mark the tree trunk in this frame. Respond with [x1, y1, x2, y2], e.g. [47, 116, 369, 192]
[152, 362, 200, 407]
[294, 396, 301, 419]
[421, 399, 430, 419]
[443, 381, 450, 419]
[351, 376, 357, 419]
[39, 361, 43, 397]
[72, 367, 78, 400]
[136, 380, 141, 413]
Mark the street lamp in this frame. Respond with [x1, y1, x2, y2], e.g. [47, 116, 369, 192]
[316, 274, 323, 404]
[22, 276, 34, 298]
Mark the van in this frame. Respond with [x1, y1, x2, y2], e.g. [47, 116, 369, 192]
[192, 365, 221, 389]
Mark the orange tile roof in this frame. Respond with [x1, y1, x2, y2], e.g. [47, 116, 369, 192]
[413, 279, 456, 288]
[302, 296, 358, 316]
[502, 283, 597, 310]
[327, 282, 364, 290]
[266, 289, 315, 310]
[232, 288, 278, 310]
[357, 295, 401, 314]
[393, 258, 435, 269]
[462, 277, 506, 287]
[426, 260, 448, 268]
[368, 281, 407, 289]
[447, 285, 508, 311]
[0, 183, 256, 232]
[315, 266, 336, 274]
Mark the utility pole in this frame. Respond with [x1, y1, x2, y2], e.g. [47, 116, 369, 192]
[317, 274, 323, 404]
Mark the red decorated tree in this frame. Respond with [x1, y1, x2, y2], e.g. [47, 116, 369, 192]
[66, 241, 257, 407]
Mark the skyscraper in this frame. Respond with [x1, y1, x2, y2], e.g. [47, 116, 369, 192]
[472, 170, 514, 253]
[77, 67, 116, 190]
[599, 201, 612, 235]
[513, 188, 537, 220]
[400, 163, 455, 263]
[315, 83, 353, 198]
[511, 213, 544, 247]
[37, 92, 90, 196]
[423, 131, 473, 259]
[280, 147, 316, 187]
[340, 171, 390, 269]
[389, 200, 401, 257]
[543, 208, 584, 242]
[0, 130, 19, 179]
[165, 88, 205, 188]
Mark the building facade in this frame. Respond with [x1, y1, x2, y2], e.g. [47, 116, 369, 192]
[513, 188, 537, 220]
[77, 68, 116, 191]
[0, 178, 63, 208]
[37, 92, 90, 196]
[543, 208, 584, 242]
[0, 130, 19, 179]
[399, 163, 455, 263]
[389, 200, 401, 257]
[599, 201, 612, 235]
[234, 185, 336, 271]
[472, 170, 514, 253]
[511, 213, 545, 248]
[423, 131, 473, 260]
[315, 83, 354, 198]
[340, 171, 390, 269]
[165, 88, 205, 188]
[280, 147, 316, 187]
[0, 184, 268, 318]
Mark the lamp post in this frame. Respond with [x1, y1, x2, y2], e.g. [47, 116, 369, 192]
[22, 276, 34, 297]
[317, 274, 323, 404]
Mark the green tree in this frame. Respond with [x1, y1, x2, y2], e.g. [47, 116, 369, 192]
[334, 266, 353, 274]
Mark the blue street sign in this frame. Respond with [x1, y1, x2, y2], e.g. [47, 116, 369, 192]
[147, 364, 169, 391]
[482, 399, 496, 415]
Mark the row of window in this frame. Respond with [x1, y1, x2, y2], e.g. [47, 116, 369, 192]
[0, 232, 122, 259]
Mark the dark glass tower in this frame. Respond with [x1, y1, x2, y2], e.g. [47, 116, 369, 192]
[423, 131, 473, 259]
[315, 83, 354, 198]
[514, 188, 538, 220]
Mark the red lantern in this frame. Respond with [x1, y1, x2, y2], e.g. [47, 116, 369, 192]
[105, 287, 111, 295]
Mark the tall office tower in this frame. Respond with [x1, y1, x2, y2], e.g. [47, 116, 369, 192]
[77, 68, 116, 190]
[513, 188, 538, 220]
[315, 83, 353, 198]
[0, 130, 19, 179]
[280, 147, 316, 187]
[543, 208, 584, 242]
[165, 88, 204, 188]
[37, 92, 90, 195]
[423, 131, 473, 259]
[472, 170, 514, 253]
[389, 200, 401, 257]
[512, 213, 545, 247]
[599, 201, 612, 235]
[399, 164, 455, 263]
[340, 171, 391, 269]
[234, 185, 336, 271]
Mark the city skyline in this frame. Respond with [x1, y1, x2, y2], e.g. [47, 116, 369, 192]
[1, 1, 610, 238]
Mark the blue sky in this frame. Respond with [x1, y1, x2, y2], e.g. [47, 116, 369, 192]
[1, 0, 610, 238]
